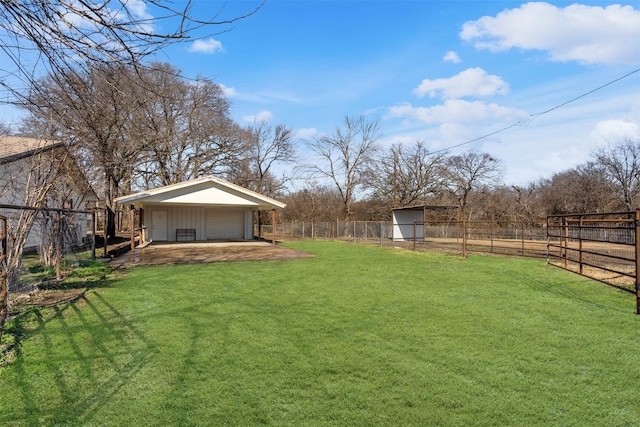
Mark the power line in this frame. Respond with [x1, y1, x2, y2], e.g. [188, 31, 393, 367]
[430, 67, 640, 155]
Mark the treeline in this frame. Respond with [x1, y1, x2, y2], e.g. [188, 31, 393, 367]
[14, 62, 294, 216]
[284, 139, 640, 222]
[283, 138, 640, 223]
[7, 62, 640, 224]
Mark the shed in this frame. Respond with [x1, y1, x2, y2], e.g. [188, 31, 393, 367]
[392, 205, 458, 241]
[114, 176, 286, 243]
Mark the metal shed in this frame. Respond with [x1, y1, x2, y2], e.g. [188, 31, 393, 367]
[392, 205, 458, 241]
[114, 176, 286, 243]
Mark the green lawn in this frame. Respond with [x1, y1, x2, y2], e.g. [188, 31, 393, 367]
[1, 241, 639, 426]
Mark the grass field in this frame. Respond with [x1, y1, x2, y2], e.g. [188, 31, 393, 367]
[1, 241, 639, 426]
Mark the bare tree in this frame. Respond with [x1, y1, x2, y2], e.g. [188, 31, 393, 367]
[303, 115, 380, 220]
[23, 64, 149, 235]
[367, 141, 445, 208]
[228, 121, 295, 196]
[132, 63, 247, 188]
[281, 182, 343, 227]
[440, 151, 502, 219]
[0, 0, 263, 106]
[537, 163, 615, 215]
[592, 139, 640, 210]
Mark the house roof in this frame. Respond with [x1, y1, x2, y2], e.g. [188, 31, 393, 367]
[1, 136, 99, 204]
[0, 136, 62, 164]
[115, 175, 287, 210]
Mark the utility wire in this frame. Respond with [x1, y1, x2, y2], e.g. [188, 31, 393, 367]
[430, 67, 640, 155]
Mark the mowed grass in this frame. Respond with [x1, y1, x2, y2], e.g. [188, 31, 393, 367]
[1, 241, 640, 426]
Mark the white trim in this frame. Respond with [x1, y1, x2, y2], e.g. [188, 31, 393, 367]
[114, 175, 285, 209]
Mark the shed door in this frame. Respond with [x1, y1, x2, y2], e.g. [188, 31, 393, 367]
[206, 209, 244, 240]
[152, 210, 168, 241]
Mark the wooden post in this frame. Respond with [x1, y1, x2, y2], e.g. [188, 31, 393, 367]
[130, 206, 135, 251]
[272, 209, 276, 246]
[413, 221, 417, 251]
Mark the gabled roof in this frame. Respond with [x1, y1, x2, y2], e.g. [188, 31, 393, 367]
[0, 136, 62, 164]
[115, 175, 286, 210]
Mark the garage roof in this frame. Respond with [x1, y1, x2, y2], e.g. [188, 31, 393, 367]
[114, 175, 286, 210]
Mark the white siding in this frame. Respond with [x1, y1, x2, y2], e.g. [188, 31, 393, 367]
[0, 149, 95, 250]
[392, 209, 425, 241]
[145, 206, 254, 241]
[206, 209, 244, 240]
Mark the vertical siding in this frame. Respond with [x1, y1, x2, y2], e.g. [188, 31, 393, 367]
[145, 205, 256, 241]
[244, 209, 253, 239]
[170, 206, 205, 240]
[392, 209, 424, 241]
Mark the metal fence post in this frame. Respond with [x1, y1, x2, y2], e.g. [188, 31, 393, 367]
[55, 210, 62, 280]
[413, 221, 417, 251]
[635, 209, 640, 314]
[563, 216, 569, 269]
[462, 219, 467, 258]
[91, 210, 96, 260]
[0, 215, 7, 343]
[579, 216, 584, 275]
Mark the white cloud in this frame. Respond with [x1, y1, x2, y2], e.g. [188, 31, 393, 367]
[443, 51, 461, 63]
[294, 127, 319, 139]
[188, 38, 223, 54]
[219, 84, 236, 97]
[461, 2, 640, 65]
[388, 99, 527, 125]
[124, 0, 153, 20]
[590, 119, 640, 144]
[243, 110, 273, 123]
[413, 68, 509, 99]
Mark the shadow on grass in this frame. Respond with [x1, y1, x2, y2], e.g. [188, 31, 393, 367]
[0, 284, 158, 425]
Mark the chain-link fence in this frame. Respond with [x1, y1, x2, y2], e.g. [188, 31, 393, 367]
[259, 221, 394, 243]
[0, 205, 98, 295]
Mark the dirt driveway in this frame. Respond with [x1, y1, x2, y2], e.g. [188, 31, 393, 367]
[110, 241, 314, 267]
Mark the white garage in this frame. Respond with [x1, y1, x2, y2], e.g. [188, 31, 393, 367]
[114, 176, 286, 243]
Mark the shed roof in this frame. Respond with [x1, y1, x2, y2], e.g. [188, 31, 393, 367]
[114, 175, 286, 210]
[392, 204, 458, 211]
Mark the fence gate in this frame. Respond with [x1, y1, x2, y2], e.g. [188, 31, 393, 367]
[547, 210, 640, 314]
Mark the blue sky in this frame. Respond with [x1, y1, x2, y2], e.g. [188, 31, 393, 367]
[2, 0, 640, 186]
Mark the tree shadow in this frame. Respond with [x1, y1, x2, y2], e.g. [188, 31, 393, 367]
[0, 288, 158, 425]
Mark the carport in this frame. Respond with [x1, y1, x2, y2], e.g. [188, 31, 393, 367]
[114, 176, 286, 244]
